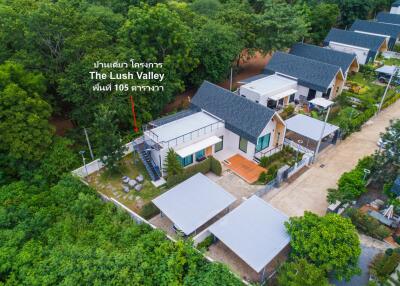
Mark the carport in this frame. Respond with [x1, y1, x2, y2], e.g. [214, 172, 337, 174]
[152, 173, 236, 236]
[208, 196, 290, 283]
[285, 114, 340, 154]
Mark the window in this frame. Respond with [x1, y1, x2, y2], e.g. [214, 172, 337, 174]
[215, 136, 223, 152]
[239, 137, 248, 153]
[195, 149, 205, 160]
[179, 154, 193, 167]
[307, 89, 316, 101]
[256, 133, 271, 152]
[289, 93, 295, 103]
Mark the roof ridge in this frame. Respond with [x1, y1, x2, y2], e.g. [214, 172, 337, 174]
[274, 51, 341, 71]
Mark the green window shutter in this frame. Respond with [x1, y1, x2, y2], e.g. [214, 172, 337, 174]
[239, 137, 248, 153]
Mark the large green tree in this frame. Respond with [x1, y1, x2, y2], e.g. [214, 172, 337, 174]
[308, 3, 340, 44]
[277, 258, 331, 286]
[190, 21, 244, 85]
[254, 0, 309, 53]
[92, 105, 127, 173]
[0, 62, 53, 162]
[286, 212, 361, 281]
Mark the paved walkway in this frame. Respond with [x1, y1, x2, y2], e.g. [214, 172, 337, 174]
[263, 99, 400, 217]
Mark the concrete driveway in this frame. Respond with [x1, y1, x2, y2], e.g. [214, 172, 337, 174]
[263, 99, 400, 217]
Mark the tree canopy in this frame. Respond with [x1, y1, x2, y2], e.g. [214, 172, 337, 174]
[285, 212, 361, 281]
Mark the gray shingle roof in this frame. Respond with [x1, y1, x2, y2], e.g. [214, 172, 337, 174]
[237, 74, 268, 84]
[149, 109, 198, 127]
[350, 20, 400, 40]
[262, 51, 341, 92]
[377, 12, 400, 25]
[290, 43, 356, 74]
[190, 81, 276, 144]
[324, 28, 386, 52]
[393, 0, 400, 7]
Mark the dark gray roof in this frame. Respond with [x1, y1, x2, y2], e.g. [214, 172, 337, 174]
[149, 109, 198, 127]
[237, 74, 268, 84]
[393, 0, 400, 7]
[324, 28, 386, 52]
[290, 43, 357, 73]
[377, 12, 400, 25]
[350, 20, 400, 40]
[190, 81, 276, 144]
[262, 51, 341, 92]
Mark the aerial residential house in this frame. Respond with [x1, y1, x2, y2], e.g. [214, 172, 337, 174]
[263, 52, 345, 102]
[377, 12, 400, 26]
[390, 1, 400, 14]
[290, 43, 359, 79]
[350, 20, 400, 50]
[136, 81, 286, 179]
[323, 28, 388, 65]
[207, 196, 290, 283]
[238, 74, 298, 110]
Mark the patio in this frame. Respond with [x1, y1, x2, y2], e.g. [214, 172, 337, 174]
[223, 154, 266, 184]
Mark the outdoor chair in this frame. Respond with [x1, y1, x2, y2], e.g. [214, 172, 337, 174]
[136, 174, 144, 183]
[122, 176, 130, 184]
[128, 179, 137, 189]
[135, 184, 143, 191]
[122, 186, 130, 193]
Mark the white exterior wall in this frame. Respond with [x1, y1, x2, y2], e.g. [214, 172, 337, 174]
[328, 42, 369, 64]
[391, 6, 400, 14]
[239, 87, 261, 102]
[222, 129, 256, 160]
[146, 125, 225, 175]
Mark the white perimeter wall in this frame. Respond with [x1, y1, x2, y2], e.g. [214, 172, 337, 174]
[328, 42, 368, 64]
[391, 6, 400, 14]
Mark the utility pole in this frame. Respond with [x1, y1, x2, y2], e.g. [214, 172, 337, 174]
[229, 67, 233, 91]
[378, 67, 398, 114]
[84, 127, 94, 160]
[314, 106, 332, 162]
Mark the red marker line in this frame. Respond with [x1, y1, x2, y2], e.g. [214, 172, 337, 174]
[130, 95, 139, 133]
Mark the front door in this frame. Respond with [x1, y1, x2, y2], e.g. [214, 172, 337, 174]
[205, 146, 212, 157]
[307, 89, 316, 101]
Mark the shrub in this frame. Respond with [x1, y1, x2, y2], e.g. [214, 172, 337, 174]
[346, 208, 391, 240]
[210, 156, 222, 176]
[140, 202, 160, 219]
[166, 156, 221, 188]
[258, 172, 267, 184]
[369, 252, 400, 282]
[280, 105, 295, 120]
[197, 235, 214, 250]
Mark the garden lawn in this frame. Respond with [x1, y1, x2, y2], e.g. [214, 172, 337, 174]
[86, 154, 165, 215]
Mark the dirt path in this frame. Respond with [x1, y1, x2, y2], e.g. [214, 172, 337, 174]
[262, 99, 400, 217]
[162, 52, 271, 113]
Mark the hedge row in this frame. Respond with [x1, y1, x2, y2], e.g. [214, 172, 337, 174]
[166, 156, 222, 188]
[346, 208, 391, 240]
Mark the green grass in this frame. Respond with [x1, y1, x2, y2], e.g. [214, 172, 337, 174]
[86, 154, 165, 213]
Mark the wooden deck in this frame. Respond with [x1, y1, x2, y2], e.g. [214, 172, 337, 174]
[224, 154, 266, 184]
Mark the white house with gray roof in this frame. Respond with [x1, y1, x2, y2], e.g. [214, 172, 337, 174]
[263, 52, 345, 102]
[137, 81, 286, 177]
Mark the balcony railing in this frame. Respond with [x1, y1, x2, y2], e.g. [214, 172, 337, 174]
[144, 120, 224, 150]
[254, 144, 283, 160]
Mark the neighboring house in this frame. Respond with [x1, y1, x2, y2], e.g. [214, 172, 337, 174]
[263, 51, 345, 102]
[390, 0, 400, 14]
[208, 196, 290, 283]
[290, 42, 359, 79]
[350, 20, 400, 50]
[323, 28, 388, 65]
[377, 12, 400, 26]
[238, 74, 298, 110]
[139, 81, 286, 177]
[152, 173, 236, 236]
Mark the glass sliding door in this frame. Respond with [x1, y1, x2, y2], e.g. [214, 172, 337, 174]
[256, 133, 271, 152]
[179, 154, 193, 167]
[239, 137, 248, 153]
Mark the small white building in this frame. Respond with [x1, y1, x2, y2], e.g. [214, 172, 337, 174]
[238, 74, 297, 110]
[390, 0, 400, 14]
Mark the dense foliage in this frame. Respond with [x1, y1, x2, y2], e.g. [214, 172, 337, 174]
[277, 258, 331, 286]
[0, 175, 243, 285]
[327, 156, 374, 203]
[346, 208, 391, 240]
[285, 212, 361, 281]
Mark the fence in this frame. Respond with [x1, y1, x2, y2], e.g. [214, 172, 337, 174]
[286, 154, 313, 178]
[254, 178, 278, 198]
[71, 141, 135, 178]
[284, 138, 314, 155]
